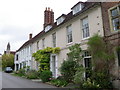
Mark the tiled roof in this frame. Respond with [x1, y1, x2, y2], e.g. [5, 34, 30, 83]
[17, 30, 45, 52]
[16, 2, 101, 52]
[56, 14, 66, 20]
[10, 51, 16, 55]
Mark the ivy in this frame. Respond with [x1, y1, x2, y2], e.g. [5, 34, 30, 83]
[32, 47, 60, 72]
[116, 46, 120, 52]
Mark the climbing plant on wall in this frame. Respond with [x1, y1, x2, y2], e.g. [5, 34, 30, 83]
[32, 47, 60, 72]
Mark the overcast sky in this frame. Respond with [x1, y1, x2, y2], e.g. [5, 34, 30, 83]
[0, 0, 87, 54]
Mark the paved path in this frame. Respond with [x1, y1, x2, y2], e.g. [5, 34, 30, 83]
[2, 72, 57, 88]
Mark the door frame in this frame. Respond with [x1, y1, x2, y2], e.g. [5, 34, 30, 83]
[83, 56, 91, 79]
[50, 54, 58, 78]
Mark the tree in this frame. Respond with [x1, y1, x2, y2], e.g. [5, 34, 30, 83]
[60, 44, 83, 82]
[68, 44, 82, 62]
[2, 54, 14, 69]
[87, 34, 114, 88]
[87, 34, 114, 72]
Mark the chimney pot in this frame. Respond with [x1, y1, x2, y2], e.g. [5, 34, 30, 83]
[29, 33, 32, 40]
[43, 7, 54, 29]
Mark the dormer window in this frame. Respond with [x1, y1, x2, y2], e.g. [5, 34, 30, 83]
[56, 14, 66, 25]
[71, 2, 84, 15]
[45, 25, 52, 32]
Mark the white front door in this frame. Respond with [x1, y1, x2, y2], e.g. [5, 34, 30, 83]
[50, 54, 58, 78]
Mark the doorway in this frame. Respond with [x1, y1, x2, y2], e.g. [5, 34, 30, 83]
[50, 54, 58, 78]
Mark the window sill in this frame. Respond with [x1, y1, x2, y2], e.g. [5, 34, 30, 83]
[82, 37, 90, 41]
[66, 42, 73, 47]
[110, 30, 120, 35]
[111, 29, 120, 33]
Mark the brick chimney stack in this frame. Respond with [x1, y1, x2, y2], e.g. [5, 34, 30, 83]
[44, 7, 54, 28]
[29, 33, 32, 40]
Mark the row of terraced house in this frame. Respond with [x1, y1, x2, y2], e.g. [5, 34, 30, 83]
[14, 1, 120, 84]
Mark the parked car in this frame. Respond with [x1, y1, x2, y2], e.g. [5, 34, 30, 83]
[4, 67, 13, 73]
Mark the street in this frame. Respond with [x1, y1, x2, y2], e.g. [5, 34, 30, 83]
[0, 71, 2, 90]
[2, 72, 57, 88]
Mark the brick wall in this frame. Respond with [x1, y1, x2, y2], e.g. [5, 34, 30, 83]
[44, 7, 54, 28]
[101, 2, 120, 89]
[101, 2, 120, 46]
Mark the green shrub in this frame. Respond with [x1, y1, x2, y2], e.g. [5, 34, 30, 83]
[40, 70, 52, 82]
[74, 66, 84, 84]
[13, 71, 18, 74]
[60, 44, 82, 82]
[50, 79, 68, 87]
[60, 60, 78, 82]
[25, 70, 40, 79]
[56, 76, 65, 81]
[17, 68, 26, 76]
[81, 72, 113, 88]
[91, 72, 113, 88]
[2, 54, 14, 69]
[82, 78, 101, 88]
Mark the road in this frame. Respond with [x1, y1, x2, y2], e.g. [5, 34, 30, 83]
[0, 72, 2, 90]
[2, 72, 57, 88]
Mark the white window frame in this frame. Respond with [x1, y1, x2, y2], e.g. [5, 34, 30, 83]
[66, 25, 73, 43]
[82, 51, 92, 79]
[72, 3, 84, 15]
[45, 25, 52, 32]
[81, 17, 90, 39]
[50, 54, 58, 78]
[109, 5, 120, 32]
[42, 38, 45, 49]
[56, 17, 65, 25]
[37, 41, 39, 50]
[52, 32, 56, 47]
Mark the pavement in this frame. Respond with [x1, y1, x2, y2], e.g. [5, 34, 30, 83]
[2, 72, 57, 88]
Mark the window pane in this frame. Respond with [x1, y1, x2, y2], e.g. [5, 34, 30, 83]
[37, 41, 39, 50]
[84, 58, 91, 79]
[111, 8, 118, 17]
[52, 33, 56, 47]
[16, 54, 18, 61]
[84, 58, 91, 68]
[83, 51, 91, 57]
[67, 25, 72, 43]
[112, 18, 119, 31]
[42, 38, 45, 48]
[82, 17, 89, 38]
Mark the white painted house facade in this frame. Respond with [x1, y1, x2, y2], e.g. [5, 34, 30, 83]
[14, 2, 105, 78]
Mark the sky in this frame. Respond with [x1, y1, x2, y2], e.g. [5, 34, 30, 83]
[0, 0, 87, 54]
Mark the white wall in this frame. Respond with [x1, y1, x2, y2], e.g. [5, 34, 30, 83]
[14, 44, 32, 71]
[15, 5, 104, 75]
